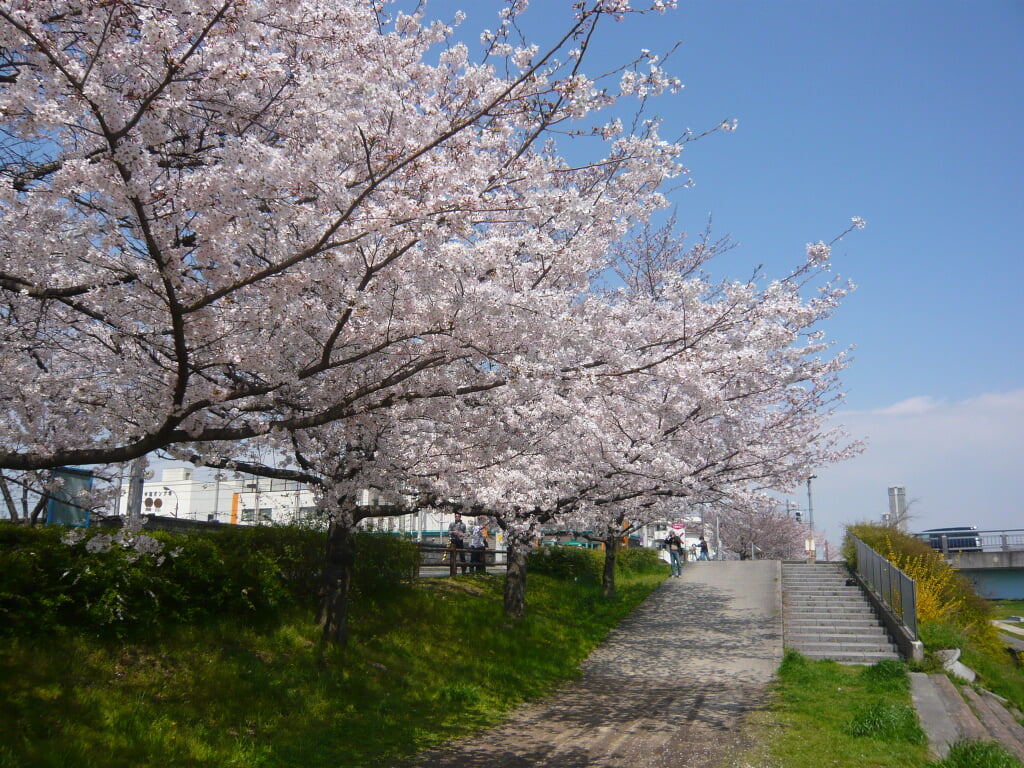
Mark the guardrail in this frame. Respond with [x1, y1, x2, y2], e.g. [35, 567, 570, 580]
[851, 534, 918, 641]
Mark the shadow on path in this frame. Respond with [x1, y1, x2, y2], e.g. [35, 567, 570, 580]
[401, 560, 782, 768]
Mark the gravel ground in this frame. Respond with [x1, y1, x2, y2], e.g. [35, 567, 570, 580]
[400, 560, 783, 768]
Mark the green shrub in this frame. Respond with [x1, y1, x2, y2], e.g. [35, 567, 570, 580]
[0, 522, 329, 638]
[528, 545, 603, 583]
[846, 701, 926, 744]
[615, 547, 663, 573]
[0, 525, 75, 634]
[351, 532, 419, 598]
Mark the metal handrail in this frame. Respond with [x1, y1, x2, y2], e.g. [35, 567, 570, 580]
[851, 534, 918, 640]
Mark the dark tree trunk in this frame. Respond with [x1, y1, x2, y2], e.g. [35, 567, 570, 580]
[29, 492, 47, 526]
[317, 518, 356, 646]
[602, 535, 619, 599]
[503, 538, 528, 619]
[0, 475, 17, 521]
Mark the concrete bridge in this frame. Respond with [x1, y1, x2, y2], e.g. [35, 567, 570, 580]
[925, 529, 1024, 600]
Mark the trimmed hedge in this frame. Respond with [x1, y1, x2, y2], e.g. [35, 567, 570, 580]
[0, 523, 417, 638]
[349, 532, 420, 598]
[528, 545, 604, 583]
[615, 546, 663, 573]
[527, 544, 664, 583]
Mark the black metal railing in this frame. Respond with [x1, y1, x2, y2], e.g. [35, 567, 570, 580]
[416, 543, 507, 576]
[851, 534, 918, 640]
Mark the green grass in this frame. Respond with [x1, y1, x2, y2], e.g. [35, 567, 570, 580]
[991, 600, 1024, 621]
[918, 616, 1024, 714]
[8, 553, 1024, 768]
[732, 651, 1024, 768]
[931, 740, 1024, 768]
[0, 570, 664, 768]
[731, 652, 933, 768]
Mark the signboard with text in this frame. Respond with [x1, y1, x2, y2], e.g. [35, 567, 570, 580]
[45, 467, 93, 527]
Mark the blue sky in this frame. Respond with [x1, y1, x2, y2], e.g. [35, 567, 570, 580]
[416, 1, 1024, 546]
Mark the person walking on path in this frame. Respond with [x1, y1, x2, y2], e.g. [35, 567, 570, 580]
[698, 535, 711, 561]
[403, 560, 783, 768]
[448, 513, 468, 575]
[665, 531, 684, 577]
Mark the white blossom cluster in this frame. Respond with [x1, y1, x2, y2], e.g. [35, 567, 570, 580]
[63, 517, 173, 564]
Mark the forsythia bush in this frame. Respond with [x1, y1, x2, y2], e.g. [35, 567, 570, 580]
[884, 539, 964, 624]
[845, 523, 994, 638]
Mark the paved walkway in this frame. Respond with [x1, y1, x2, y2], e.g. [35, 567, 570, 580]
[402, 560, 783, 768]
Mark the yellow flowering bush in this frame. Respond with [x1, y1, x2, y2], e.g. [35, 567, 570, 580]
[884, 538, 964, 624]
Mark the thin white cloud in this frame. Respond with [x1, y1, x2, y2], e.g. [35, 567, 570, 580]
[866, 396, 944, 417]
[808, 389, 1024, 549]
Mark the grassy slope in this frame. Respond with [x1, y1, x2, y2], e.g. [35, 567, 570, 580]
[0, 571, 663, 768]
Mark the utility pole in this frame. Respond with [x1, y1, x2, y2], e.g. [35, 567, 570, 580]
[806, 475, 817, 534]
[125, 457, 146, 522]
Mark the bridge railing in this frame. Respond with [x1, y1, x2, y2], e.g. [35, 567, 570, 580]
[850, 534, 918, 641]
[978, 530, 1024, 551]
[913, 528, 1024, 554]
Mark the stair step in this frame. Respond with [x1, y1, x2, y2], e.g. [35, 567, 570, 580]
[797, 650, 900, 664]
[785, 608, 877, 616]
[786, 626, 885, 634]
[787, 626, 891, 638]
[786, 621, 886, 632]
[788, 636, 897, 649]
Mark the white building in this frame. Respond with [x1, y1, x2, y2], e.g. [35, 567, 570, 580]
[117, 468, 482, 536]
[117, 467, 318, 525]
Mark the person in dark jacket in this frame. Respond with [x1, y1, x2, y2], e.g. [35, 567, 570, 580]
[448, 513, 468, 575]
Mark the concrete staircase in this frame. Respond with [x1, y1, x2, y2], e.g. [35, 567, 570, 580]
[782, 561, 900, 664]
[911, 672, 1024, 760]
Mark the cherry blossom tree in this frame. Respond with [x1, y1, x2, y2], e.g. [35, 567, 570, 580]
[0, 0, 683, 472]
[0, 0, 701, 640]
[717, 494, 811, 561]
[526, 217, 862, 597]
[351, 212, 862, 613]
[0, 0, 866, 642]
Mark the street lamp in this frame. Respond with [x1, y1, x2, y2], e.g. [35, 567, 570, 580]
[805, 475, 817, 533]
[162, 486, 180, 518]
[806, 475, 817, 562]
